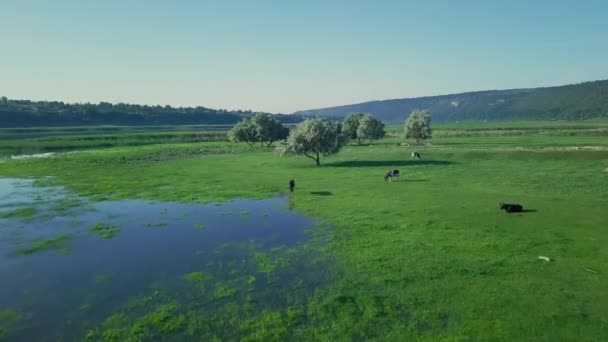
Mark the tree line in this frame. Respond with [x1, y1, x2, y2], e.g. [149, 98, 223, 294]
[229, 110, 432, 166]
[0, 96, 303, 127]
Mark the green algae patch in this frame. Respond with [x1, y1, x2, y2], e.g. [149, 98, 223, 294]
[89, 222, 121, 239]
[253, 252, 289, 277]
[0, 309, 24, 340]
[213, 285, 237, 300]
[0, 207, 37, 219]
[16, 235, 70, 255]
[144, 222, 167, 228]
[182, 271, 211, 283]
[85, 303, 186, 341]
[51, 198, 83, 213]
[94, 273, 112, 284]
[0, 310, 23, 321]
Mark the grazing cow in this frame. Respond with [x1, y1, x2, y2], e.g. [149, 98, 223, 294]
[289, 178, 295, 194]
[500, 202, 523, 213]
[411, 152, 421, 160]
[384, 169, 400, 182]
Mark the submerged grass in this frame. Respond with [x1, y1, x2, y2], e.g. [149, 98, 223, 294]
[16, 235, 70, 255]
[0, 207, 37, 219]
[1, 122, 607, 340]
[182, 271, 211, 283]
[0, 310, 23, 341]
[94, 273, 112, 284]
[144, 222, 168, 228]
[89, 222, 121, 239]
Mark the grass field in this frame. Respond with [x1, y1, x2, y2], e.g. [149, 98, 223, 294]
[1, 122, 607, 340]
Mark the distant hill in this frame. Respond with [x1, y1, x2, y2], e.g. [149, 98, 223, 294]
[293, 80, 608, 123]
[0, 97, 303, 128]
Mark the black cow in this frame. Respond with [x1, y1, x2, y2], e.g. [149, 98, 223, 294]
[500, 202, 523, 213]
[289, 179, 295, 194]
[384, 170, 400, 182]
[411, 152, 421, 160]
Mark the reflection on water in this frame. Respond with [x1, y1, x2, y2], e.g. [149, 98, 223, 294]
[0, 178, 333, 341]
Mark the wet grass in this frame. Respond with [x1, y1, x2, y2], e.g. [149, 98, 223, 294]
[1, 122, 607, 340]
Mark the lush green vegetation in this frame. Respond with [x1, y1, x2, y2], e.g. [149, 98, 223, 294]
[1, 121, 607, 340]
[0, 96, 303, 127]
[294, 79, 608, 123]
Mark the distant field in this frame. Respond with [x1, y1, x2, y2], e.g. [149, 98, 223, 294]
[2, 121, 608, 157]
[0, 130, 228, 157]
[0, 124, 233, 140]
[387, 120, 608, 133]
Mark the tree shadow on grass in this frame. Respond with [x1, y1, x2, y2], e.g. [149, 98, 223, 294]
[325, 160, 454, 168]
[310, 191, 332, 196]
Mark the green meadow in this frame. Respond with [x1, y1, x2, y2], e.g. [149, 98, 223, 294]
[0, 122, 607, 340]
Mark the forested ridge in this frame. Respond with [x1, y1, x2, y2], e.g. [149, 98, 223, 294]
[0, 97, 302, 127]
[294, 80, 608, 123]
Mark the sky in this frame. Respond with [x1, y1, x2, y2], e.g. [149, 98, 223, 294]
[1, 1, 607, 113]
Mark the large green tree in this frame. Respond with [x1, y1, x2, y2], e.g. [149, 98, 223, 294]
[227, 118, 258, 146]
[342, 113, 364, 141]
[404, 110, 432, 144]
[356, 115, 385, 144]
[342, 113, 385, 145]
[251, 113, 289, 148]
[278, 118, 344, 166]
[228, 113, 289, 147]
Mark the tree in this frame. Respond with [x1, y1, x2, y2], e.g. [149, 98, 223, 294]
[342, 113, 385, 145]
[228, 118, 258, 146]
[228, 113, 289, 147]
[404, 110, 432, 144]
[356, 115, 385, 144]
[278, 118, 344, 166]
[0, 96, 7, 106]
[251, 113, 289, 148]
[342, 113, 364, 141]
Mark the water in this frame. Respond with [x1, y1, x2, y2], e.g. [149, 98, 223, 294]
[0, 178, 332, 341]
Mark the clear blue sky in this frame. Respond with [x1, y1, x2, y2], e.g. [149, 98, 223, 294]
[1, 1, 607, 113]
